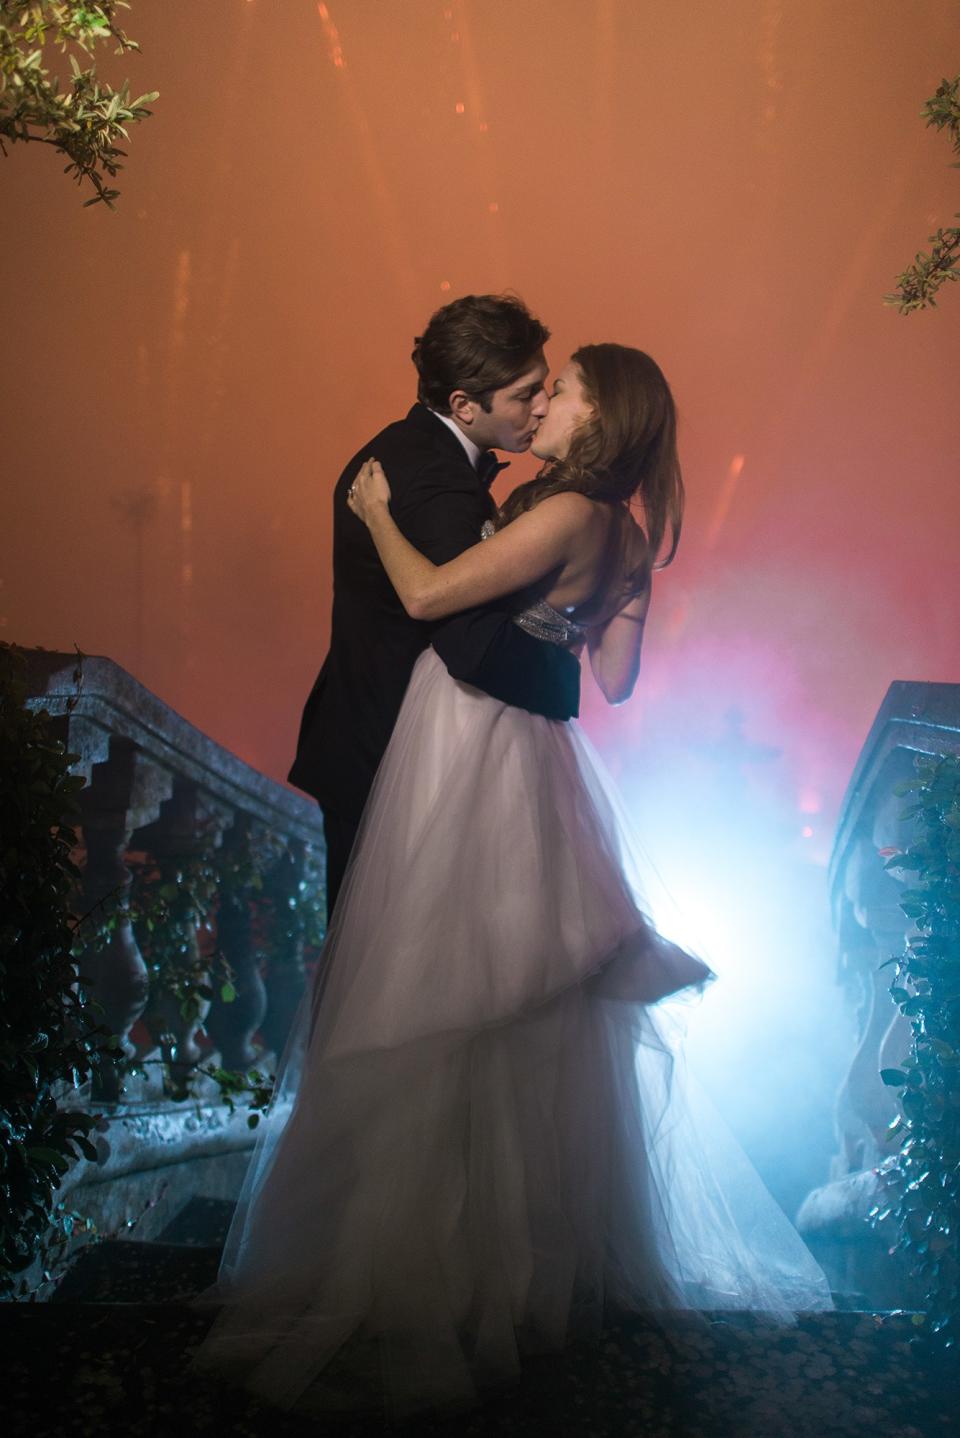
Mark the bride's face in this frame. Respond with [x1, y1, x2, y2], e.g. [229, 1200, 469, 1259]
[530, 361, 595, 462]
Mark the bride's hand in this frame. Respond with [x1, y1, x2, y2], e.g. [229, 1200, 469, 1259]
[347, 459, 392, 526]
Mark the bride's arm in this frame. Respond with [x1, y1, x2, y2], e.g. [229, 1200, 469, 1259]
[586, 587, 651, 705]
[349, 458, 593, 621]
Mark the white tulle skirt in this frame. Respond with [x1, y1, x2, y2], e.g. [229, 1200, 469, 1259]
[192, 650, 833, 1419]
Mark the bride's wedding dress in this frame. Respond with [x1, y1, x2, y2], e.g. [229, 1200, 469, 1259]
[193, 590, 833, 1419]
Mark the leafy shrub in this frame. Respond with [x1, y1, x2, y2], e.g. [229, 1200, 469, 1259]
[0, 642, 118, 1296]
[873, 752, 960, 1343]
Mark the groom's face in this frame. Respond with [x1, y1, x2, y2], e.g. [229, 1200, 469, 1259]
[449, 353, 550, 453]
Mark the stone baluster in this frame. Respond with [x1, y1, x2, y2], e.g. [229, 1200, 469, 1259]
[259, 838, 315, 1057]
[18, 645, 327, 1108]
[77, 737, 174, 1100]
[135, 779, 232, 1093]
[204, 813, 269, 1070]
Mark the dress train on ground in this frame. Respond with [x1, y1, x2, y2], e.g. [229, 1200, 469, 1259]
[192, 650, 833, 1419]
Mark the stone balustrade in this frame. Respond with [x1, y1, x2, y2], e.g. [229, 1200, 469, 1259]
[797, 680, 960, 1306]
[25, 650, 959, 1303]
[20, 649, 325, 1247]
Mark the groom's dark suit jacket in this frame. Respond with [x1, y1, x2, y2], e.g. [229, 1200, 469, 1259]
[288, 403, 581, 829]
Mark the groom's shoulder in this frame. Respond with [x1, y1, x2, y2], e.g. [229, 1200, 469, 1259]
[364, 406, 427, 456]
[358, 403, 444, 459]
[340, 404, 472, 490]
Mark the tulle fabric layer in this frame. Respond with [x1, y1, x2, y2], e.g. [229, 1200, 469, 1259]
[192, 650, 832, 1419]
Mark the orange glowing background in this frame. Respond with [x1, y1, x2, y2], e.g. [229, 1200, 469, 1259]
[4, 0, 960, 850]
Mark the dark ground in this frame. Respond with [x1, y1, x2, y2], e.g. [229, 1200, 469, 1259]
[4, 1199, 957, 1438]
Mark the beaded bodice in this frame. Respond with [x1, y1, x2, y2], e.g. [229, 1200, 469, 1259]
[480, 520, 588, 648]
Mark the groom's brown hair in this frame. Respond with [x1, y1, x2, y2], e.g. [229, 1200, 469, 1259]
[412, 293, 549, 415]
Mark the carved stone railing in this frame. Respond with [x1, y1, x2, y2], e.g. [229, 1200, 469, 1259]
[20, 649, 325, 1247]
[797, 681, 960, 1306]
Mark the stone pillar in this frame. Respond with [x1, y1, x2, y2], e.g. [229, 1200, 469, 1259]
[77, 738, 173, 1100]
[259, 838, 315, 1057]
[135, 779, 231, 1093]
[204, 814, 269, 1070]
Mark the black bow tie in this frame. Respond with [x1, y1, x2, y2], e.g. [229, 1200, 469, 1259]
[477, 451, 510, 489]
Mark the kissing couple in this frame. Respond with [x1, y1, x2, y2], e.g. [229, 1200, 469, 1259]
[194, 293, 833, 1420]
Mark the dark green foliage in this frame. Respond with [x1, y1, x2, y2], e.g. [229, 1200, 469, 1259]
[18, 1200, 97, 1300]
[202, 1065, 275, 1131]
[131, 846, 223, 1032]
[871, 752, 960, 1344]
[0, 642, 118, 1296]
[887, 75, 960, 313]
[255, 841, 326, 960]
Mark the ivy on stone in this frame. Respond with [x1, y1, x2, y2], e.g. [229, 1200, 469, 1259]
[871, 752, 960, 1345]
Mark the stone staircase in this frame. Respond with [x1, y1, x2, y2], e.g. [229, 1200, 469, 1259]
[5, 1195, 958, 1438]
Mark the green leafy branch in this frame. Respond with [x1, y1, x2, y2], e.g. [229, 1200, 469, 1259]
[199, 1064, 276, 1131]
[886, 75, 960, 313]
[14, 1182, 166, 1301]
[131, 846, 222, 1024]
[255, 842, 327, 961]
[0, 1, 157, 207]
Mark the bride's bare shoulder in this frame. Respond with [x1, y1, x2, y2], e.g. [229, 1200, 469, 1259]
[534, 490, 603, 523]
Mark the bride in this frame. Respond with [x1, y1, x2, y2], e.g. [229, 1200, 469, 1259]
[193, 343, 833, 1419]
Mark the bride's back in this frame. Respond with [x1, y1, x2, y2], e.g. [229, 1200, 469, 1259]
[539, 498, 650, 629]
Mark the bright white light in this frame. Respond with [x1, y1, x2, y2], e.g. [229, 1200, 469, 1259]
[609, 759, 854, 1218]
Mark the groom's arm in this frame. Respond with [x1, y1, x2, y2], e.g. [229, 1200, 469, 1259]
[432, 599, 582, 721]
[393, 462, 581, 722]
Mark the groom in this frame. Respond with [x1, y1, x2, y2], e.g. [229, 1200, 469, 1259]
[288, 293, 581, 918]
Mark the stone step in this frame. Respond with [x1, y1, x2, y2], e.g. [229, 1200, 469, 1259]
[47, 1196, 235, 1303]
[50, 1239, 221, 1304]
[34, 1196, 958, 1436]
[157, 1196, 236, 1248]
[5, 1301, 956, 1438]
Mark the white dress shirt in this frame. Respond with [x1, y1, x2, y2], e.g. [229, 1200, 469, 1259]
[428, 408, 485, 472]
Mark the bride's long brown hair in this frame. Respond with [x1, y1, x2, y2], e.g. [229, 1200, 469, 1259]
[495, 343, 684, 570]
